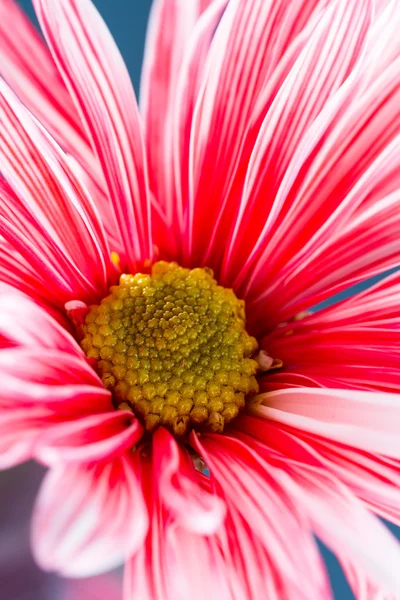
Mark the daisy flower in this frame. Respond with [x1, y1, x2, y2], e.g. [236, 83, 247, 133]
[1, 0, 400, 598]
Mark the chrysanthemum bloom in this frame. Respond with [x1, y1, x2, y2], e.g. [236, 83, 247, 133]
[1, 0, 400, 597]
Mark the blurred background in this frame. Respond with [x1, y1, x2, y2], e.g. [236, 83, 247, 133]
[1, 1, 398, 598]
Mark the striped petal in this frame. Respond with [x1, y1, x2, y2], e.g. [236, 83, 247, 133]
[0, 81, 113, 306]
[34, 0, 152, 269]
[264, 270, 400, 392]
[186, 0, 348, 265]
[32, 455, 148, 577]
[140, 0, 213, 230]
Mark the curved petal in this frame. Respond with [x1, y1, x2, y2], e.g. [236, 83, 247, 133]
[186, 0, 343, 265]
[191, 432, 331, 600]
[254, 388, 400, 457]
[244, 54, 400, 329]
[0, 0, 90, 160]
[223, 0, 372, 283]
[32, 454, 148, 577]
[294, 469, 400, 597]
[0, 287, 81, 353]
[235, 414, 400, 530]
[0, 81, 113, 306]
[34, 0, 152, 269]
[37, 410, 143, 465]
[152, 427, 225, 535]
[263, 271, 400, 392]
[0, 0, 122, 252]
[230, 421, 400, 597]
[0, 346, 110, 467]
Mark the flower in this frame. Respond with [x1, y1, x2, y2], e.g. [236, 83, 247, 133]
[1, 0, 400, 598]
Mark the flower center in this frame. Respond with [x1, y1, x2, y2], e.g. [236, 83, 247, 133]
[81, 261, 259, 436]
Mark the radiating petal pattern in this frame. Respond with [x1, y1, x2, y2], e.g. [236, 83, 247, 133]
[34, 0, 153, 269]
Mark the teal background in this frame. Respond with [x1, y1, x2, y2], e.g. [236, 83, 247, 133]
[9, 1, 399, 599]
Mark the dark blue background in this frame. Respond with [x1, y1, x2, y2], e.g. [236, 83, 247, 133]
[12, 1, 399, 598]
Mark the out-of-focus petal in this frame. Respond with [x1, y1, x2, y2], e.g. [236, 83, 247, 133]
[34, 0, 152, 269]
[0, 287, 81, 353]
[32, 454, 148, 577]
[255, 388, 400, 457]
[230, 421, 400, 597]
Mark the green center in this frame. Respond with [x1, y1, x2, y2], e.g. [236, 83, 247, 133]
[81, 261, 259, 436]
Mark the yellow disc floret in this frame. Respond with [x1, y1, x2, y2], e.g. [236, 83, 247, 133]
[81, 261, 259, 436]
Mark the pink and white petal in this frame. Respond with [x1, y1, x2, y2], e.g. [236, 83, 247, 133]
[223, 0, 372, 283]
[254, 388, 400, 457]
[186, 0, 342, 265]
[140, 0, 213, 228]
[127, 452, 259, 600]
[173, 0, 229, 255]
[0, 0, 122, 253]
[191, 432, 332, 600]
[0, 287, 81, 354]
[235, 414, 400, 530]
[230, 421, 400, 596]
[37, 410, 143, 465]
[243, 54, 400, 328]
[0, 348, 109, 412]
[32, 454, 148, 577]
[125, 524, 236, 600]
[0, 82, 113, 305]
[0, 408, 50, 469]
[262, 270, 400, 392]
[34, 0, 152, 268]
[0, 0, 92, 164]
[152, 427, 225, 535]
[0, 247, 70, 326]
[293, 468, 400, 597]
[340, 557, 399, 600]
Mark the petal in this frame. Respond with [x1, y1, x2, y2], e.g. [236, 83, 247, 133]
[254, 388, 400, 457]
[223, 0, 372, 284]
[0, 0, 121, 252]
[243, 55, 400, 328]
[0, 346, 111, 467]
[152, 427, 225, 535]
[173, 0, 229, 257]
[32, 454, 148, 577]
[191, 432, 331, 600]
[125, 524, 234, 600]
[231, 420, 400, 597]
[37, 410, 143, 465]
[236, 414, 400, 530]
[0, 287, 81, 353]
[293, 468, 400, 597]
[140, 0, 212, 229]
[0, 81, 112, 306]
[261, 270, 400, 394]
[0, 0, 91, 162]
[186, 0, 349, 265]
[34, 0, 152, 269]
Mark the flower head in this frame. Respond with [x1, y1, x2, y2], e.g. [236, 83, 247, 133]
[1, 0, 400, 598]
